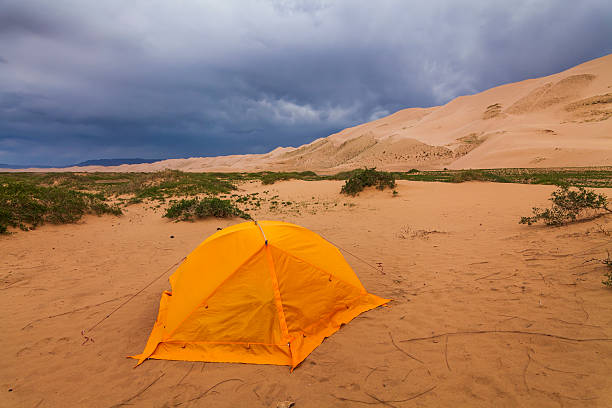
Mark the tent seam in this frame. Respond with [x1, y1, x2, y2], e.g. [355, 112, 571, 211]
[162, 244, 265, 342]
[264, 244, 291, 342]
[269, 244, 380, 336]
[269, 244, 367, 294]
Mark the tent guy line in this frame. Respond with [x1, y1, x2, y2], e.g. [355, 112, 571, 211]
[80, 256, 186, 344]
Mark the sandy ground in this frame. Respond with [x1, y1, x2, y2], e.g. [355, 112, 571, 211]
[2, 180, 612, 407]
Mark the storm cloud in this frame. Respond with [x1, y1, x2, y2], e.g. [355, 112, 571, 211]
[1, 0, 611, 165]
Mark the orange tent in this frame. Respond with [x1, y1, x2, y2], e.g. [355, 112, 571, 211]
[131, 220, 388, 369]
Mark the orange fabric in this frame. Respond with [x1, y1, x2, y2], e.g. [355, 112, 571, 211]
[264, 244, 290, 342]
[131, 220, 389, 369]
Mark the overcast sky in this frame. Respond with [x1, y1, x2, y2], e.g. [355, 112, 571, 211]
[1, 0, 611, 166]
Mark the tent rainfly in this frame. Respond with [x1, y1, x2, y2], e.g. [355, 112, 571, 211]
[131, 220, 388, 369]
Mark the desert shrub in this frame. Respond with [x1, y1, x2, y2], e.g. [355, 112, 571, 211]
[391, 168, 612, 187]
[0, 170, 236, 202]
[602, 252, 612, 287]
[340, 168, 396, 196]
[164, 197, 250, 221]
[260, 171, 319, 185]
[449, 169, 510, 183]
[0, 181, 121, 233]
[448, 170, 486, 183]
[519, 185, 610, 226]
[129, 170, 235, 201]
[328, 170, 354, 180]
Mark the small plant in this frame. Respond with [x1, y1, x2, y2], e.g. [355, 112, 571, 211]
[340, 168, 396, 196]
[163, 197, 250, 221]
[520, 185, 610, 226]
[602, 252, 612, 287]
[397, 225, 444, 239]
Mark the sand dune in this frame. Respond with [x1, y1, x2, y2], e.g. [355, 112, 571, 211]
[3, 180, 612, 406]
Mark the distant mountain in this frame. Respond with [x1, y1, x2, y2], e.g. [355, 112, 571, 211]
[72, 158, 161, 167]
[0, 158, 161, 169]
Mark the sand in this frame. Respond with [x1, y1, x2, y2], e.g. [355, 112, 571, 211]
[9, 53, 612, 174]
[3, 180, 612, 407]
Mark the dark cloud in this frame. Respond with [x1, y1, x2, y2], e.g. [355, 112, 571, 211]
[0, 2, 62, 36]
[0, 0, 611, 166]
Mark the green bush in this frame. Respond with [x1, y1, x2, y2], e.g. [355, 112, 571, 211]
[260, 171, 319, 185]
[602, 252, 612, 287]
[520, 185, 610, 226]
[448, 169, 510, 183]
[164, 197, 251, 221]
[0, 170, 236, 203]
[340, 168, 396, 196]
[0, 181, 121, 233]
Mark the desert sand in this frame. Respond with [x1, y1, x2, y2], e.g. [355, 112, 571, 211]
[3, 179, 612, 407]
[9, 53, 612, 174]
